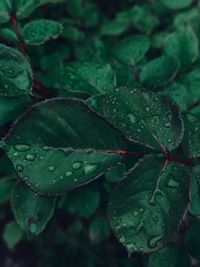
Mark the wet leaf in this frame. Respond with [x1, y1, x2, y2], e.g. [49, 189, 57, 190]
[140, 56, 180, 88]
[163, 26, 199, 71]
[0, 45, 33, 97]
[108, 155, 190, 253]
[2, 98, 124, 195]
[89, 87, 184, 151]
[22, 19, 63, 45]
[113, 35, 150, 66]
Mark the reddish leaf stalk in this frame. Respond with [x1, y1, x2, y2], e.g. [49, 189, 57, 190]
[10, 14, 47, 97]
[96, 149, 192, 165]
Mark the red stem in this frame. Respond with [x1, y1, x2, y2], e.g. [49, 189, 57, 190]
[10, 14, 48, 97]
[96, 149, 193, 165]
[10, 14, 26, 55]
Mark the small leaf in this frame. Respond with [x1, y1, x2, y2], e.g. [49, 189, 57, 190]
[140, 56, 180, 88]
[0, 45, 33, 97]
[113, 35, 151, 66]
[185, 219, 200, 261]
[11, 182, 56, 235]
[160, 0, 192, 10]
[3, 98, 124, 195]
[3, 221, 23, 249]
[22, 19, 63, 45]
[0, 0, 65, 23]
[108, 155, 190, 254]
[89, 87, 184, 151]
[162, 82, 193, 112]
[163, 26, 199, 71]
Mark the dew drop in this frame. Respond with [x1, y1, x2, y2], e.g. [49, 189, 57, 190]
[16, 164, 24, 173]
[83, 164, 97, 175]
[128, 114, 137, 124]
[147, 234, 163, 249]
[164, 122, 171, 128]
[48, 165, 55, 172]
[23, 176, 29, 181]
[15, 144, 30, 151]
[25, 154, 35, 161]
[166, 179, 179, 188]
[65, 170, 72, 176]
[72, 161, 82, 170]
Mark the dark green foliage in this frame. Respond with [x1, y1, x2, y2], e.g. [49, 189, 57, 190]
[0, 0, 200, 266]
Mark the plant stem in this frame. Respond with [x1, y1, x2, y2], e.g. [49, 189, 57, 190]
[10, 14, 48, 97]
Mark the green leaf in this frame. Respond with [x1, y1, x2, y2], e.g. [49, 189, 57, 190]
[0, 0, 65, 23]
[57, 63, 116, 96]
[163, 26, 199, 71]
[113, 35, 151, 66]
[11, 182, 56, 235]
[3, 98, 124, 195]
[89, 88, 184, 151]
[140, 56, 180, 88]
[3, 221, 23, 249]
[189, 166, 200, 218]
[160, 0, 192, 10]
[162, 82, 193, 112]
[22, 19, 63, 45]
[0, 45, 33, 97]
[148, 246, 191, 267]
[108, 155, 190, 254]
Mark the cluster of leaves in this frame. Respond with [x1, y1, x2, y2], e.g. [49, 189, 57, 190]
[1, 0, 200, 266]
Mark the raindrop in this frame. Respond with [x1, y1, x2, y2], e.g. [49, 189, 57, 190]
[65, 170, 72, 176]
[128, 114, 137, 124]
[83, 164, 97, 175]
[166, 179, 179, 188]
[164, 122, 171, 128]
[15, 144, 30, 151]
[23, 176, 29, 181]
[48, 165, 55, 172]
[16, 164, 24, 173]
[147, 234, 163, 249]
[72, 161, 82, 170]
[25, 154, 35, 161]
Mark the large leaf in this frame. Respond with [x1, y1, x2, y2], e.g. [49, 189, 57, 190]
[11, 182, 56, 235]
[0, 0, 64, 23]
[0, 45, 33, 97]
[89, 88, 184, 151]
[2, 98, 124, 195]
[56, 63, 116, 96]
[140, 56, 180, 88]
[163, 27, 199, 71]
[108, 155, 190, 254]
[22, 19, 63, 45]
[113, 35, 151, 66]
